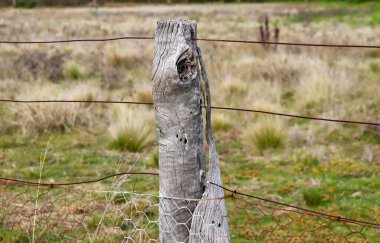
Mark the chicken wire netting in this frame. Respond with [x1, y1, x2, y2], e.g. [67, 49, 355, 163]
[1, 179, 380, 242]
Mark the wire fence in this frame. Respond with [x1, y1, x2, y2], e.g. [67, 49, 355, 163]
[1, 33, 380, 241]
[0, 99, 379, 126]
[1, 173, 379, 242]
[2, 36, 380, 49]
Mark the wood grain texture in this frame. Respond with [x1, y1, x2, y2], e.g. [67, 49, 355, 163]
[189, 48, 230, 243]
[152, 19, 206, 242]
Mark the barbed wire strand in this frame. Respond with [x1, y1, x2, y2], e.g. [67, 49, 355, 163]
[0, 99, 378, 126]
[1, 36, 380, 49]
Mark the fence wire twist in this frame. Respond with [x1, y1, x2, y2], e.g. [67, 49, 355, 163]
[1, 25, 380, 243]
[0, 174, 379, 242]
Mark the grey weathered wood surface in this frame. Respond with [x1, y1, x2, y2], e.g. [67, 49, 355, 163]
[152, 19, 206, 242]
[189, 48, 230, 243]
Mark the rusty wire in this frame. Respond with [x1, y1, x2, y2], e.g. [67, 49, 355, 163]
[0, 177, 379, 242]
[1, 36, 380, 49]
[0, 99, 378, 126]
[227, 195, 380, 242]
[1, 31, 380, 242]
[0, 174, 379, 228]
[0, 171, 159, 187]
[208, 181, 380, 229]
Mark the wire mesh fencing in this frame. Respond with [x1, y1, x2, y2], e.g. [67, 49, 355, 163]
[226, 195, 380, 242]
[1, 176, 379, 242]
[0, 21, 380, 242]
[0, 176, 161, 242]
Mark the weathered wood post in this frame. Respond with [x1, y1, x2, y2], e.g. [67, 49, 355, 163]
[152, 19, 206, 242]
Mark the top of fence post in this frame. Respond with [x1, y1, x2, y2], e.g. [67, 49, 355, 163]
[152, 18, 206, 242]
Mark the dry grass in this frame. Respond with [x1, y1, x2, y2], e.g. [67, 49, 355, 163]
[244, 117, 286, 155]
[0, 4, 380, 241]
[0, 4, 378, 156]
[7, 83, 101, 134]
[108, 106, 155, 152]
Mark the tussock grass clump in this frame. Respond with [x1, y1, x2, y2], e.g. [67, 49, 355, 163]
[8, 83, 100, 134]
[245, 118, 286, 154]
[64, 62, 84, 80]
[107, 51, 148, 70]
[302, 187, 324, 207]
[221, 80, 248, 100]
[108, 106, 154, 152]
[212, 113, 233, 132]
[135, 85, 153, 104]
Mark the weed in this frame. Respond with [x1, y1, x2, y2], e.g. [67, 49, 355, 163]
[369, 61, 380, 73]
[303, 187, 324, 207]
[64, 62, 84, 80]
[15, 0, 36, 8]
[258, 15, 280, 50]
[7, 83, 100, 134]
[108, 107, 154, 152]
[212, 113, 232, 132]
[245, 118, 286, 154]
[150, 148, 159, 168]
[113, 193, 131, 204]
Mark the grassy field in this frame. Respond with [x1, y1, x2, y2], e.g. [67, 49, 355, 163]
[0, 2, 380, 242]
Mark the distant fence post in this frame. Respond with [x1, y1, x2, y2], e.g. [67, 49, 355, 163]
[152, 19, 206, 242]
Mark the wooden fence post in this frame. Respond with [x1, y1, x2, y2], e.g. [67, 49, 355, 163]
[152, 19, 206, 242]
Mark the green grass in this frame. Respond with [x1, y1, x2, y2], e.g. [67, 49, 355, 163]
[1, 109, 379, 241]
[1, 2, 380, 241]
[64, 62, 84, 80]
[110, 129, 152, 152]
[288, 3, 380, 26]
[303, 187, 324, 207]
[245, 119, 285, 154]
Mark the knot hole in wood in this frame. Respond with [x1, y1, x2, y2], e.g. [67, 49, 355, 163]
[176, 49, 197, 83]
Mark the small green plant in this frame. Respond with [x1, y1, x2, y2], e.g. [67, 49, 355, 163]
[369, 61, 380, 73]
[0, 228, 30, 243]
[86, 214, 102, 231]
[246, 118, 285, 154]
[64, 62, 84, 80]
[112, 193, 131, 204]
[303, 187, 323, 207]
[111, 129, 151, 152]
[15, 0, 36, 8]
[109, 107, 154, 152]
[212, 113, 232, 132]
[151, 148, 159, 168]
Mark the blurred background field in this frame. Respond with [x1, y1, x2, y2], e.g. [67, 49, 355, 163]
[0, 1, 380, 241]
